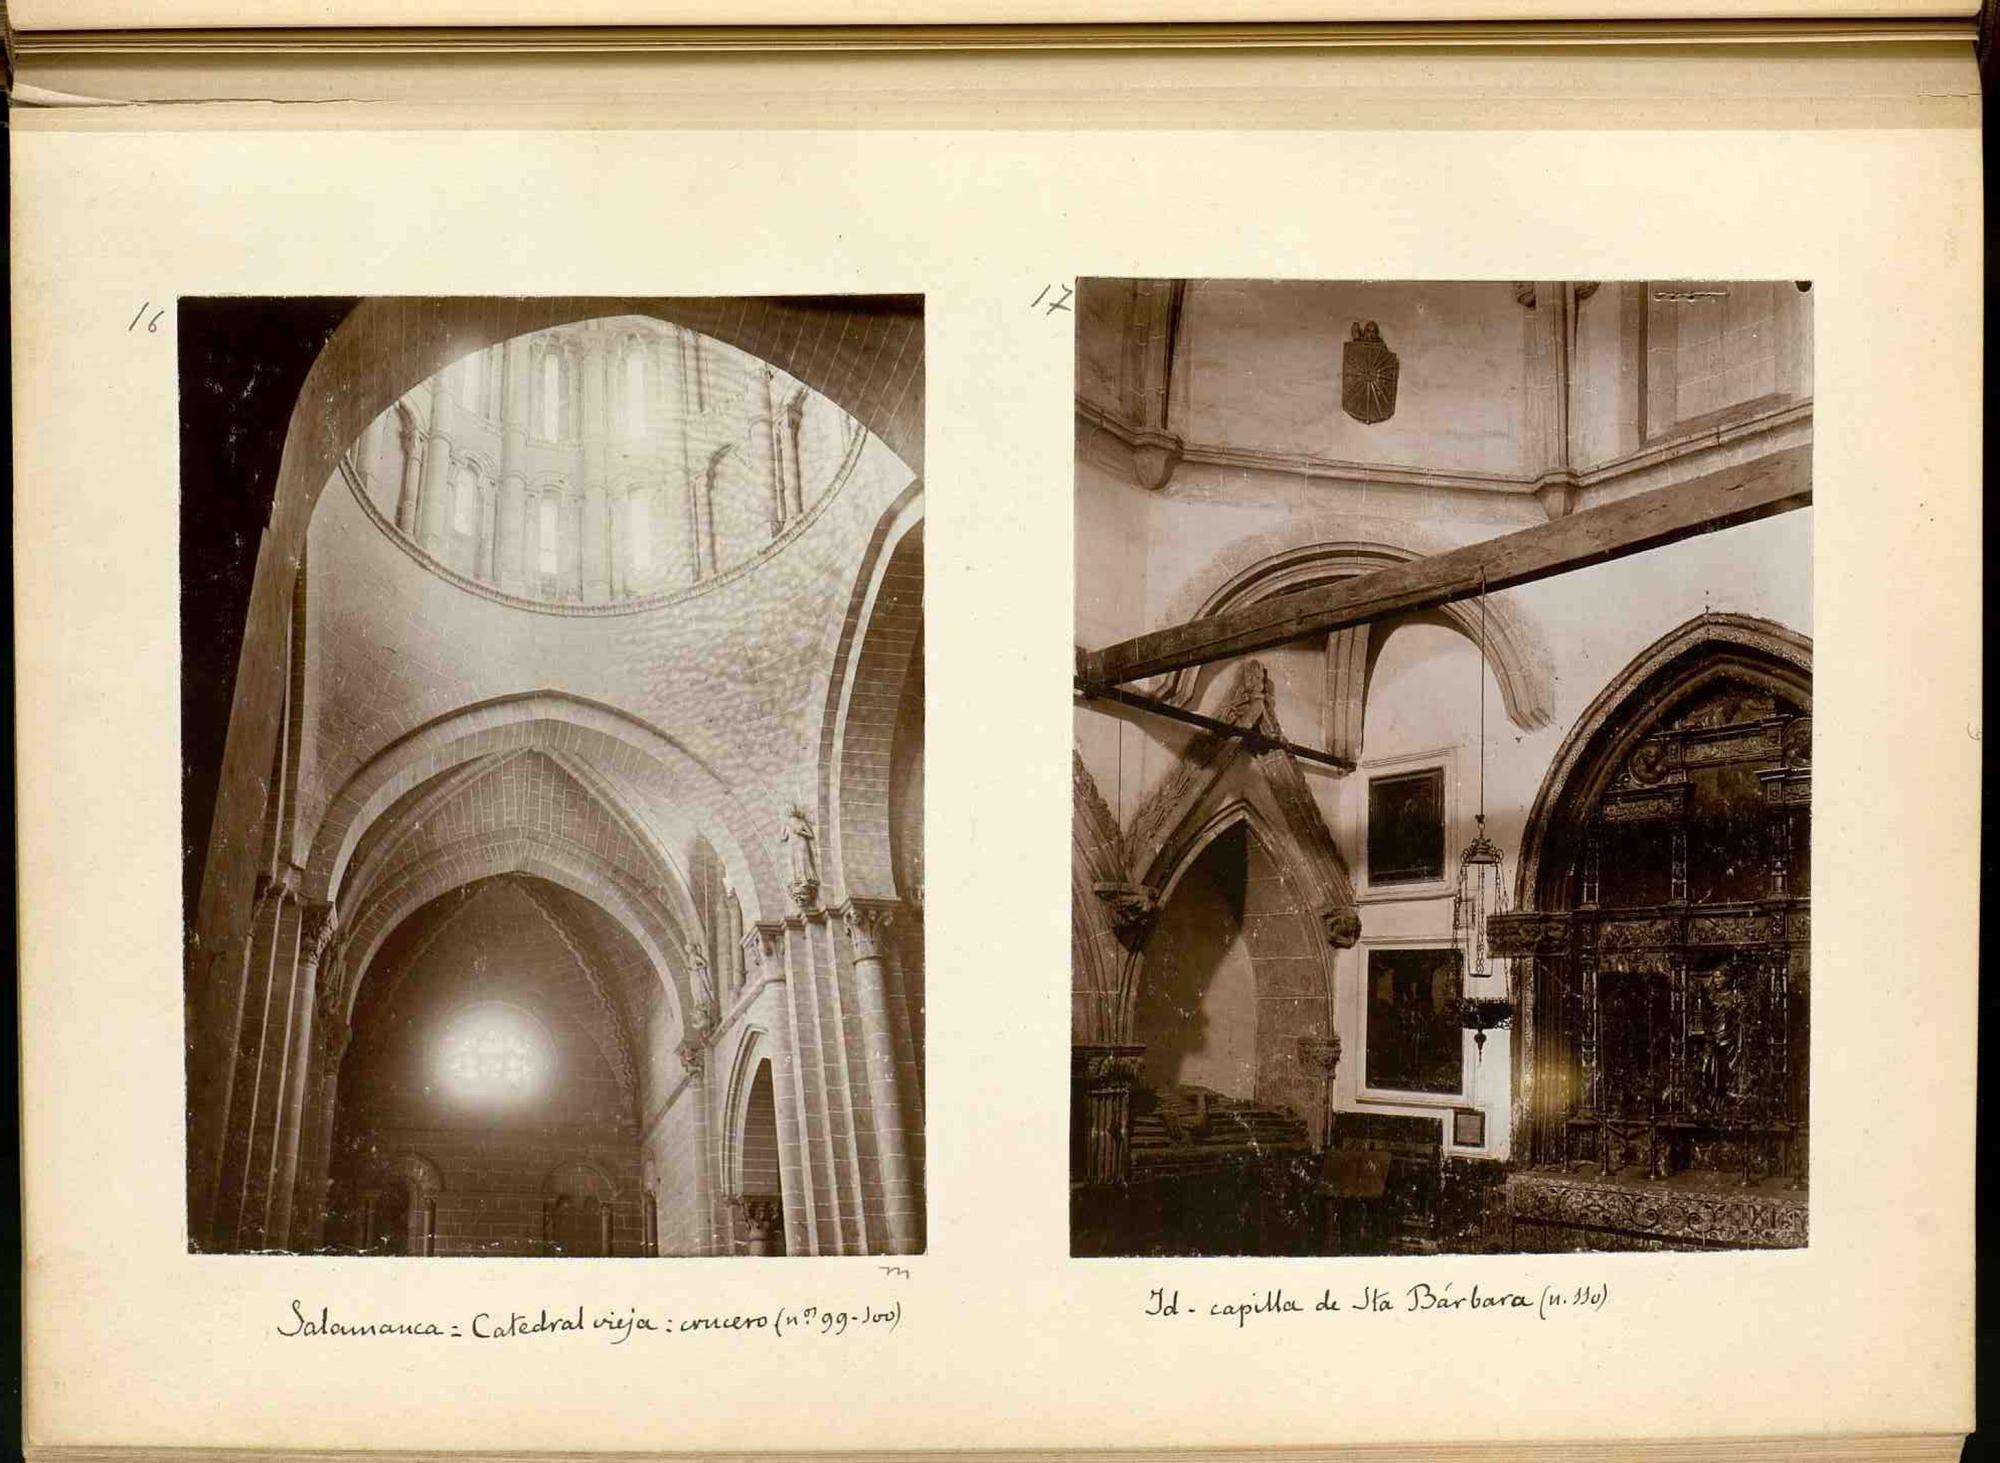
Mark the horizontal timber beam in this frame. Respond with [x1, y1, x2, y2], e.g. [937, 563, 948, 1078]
[1079, 444, 1811, 687]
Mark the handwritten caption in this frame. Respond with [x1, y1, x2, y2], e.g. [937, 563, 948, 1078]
[276, 1296, 901, 1344]
[1146, 1280, 1609, 1328]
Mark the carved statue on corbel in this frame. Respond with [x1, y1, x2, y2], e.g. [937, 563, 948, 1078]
[684, 934, 715, 1011]
[727, 1193, 783, 1254]
[779, 804, 820, 912]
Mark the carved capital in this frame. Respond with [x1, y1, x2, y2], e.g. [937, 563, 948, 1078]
[676, 1037, 709, 1077]
[1093, 882, 1160, 953]
[841, 899, 898, 962]
[1073, 1044, 1147, 1091]
[299, 900, 339, 967]
[1297, 1034, 1343, 1079]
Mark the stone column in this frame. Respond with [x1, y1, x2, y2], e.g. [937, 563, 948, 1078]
[226, 873, 305, 1250]
[694, 448, 720, 580]
[416, 384, 455, 552]
[780, 392, 807, 520]
[607, 488, 628, 599]
[496, 338, 530, 591]
[265, 901, 336, 1248]
[843, 900, 916, 1253]
[745, 365, 783, 536]
[521, 488, 543, 592]
[565, 490, 586, 599]
[1071, 1045, 1146, 1186]
[1297, 1034, 1343, 1152]
[579, 338, 611, 600]
[292, 961, 351, 1252]
[393, 408, 424, 534]
[477, 479, 498, 582]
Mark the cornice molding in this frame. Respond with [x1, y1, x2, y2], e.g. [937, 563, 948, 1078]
[1078, 392, 1813, 506]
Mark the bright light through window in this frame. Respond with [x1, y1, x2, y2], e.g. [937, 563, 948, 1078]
[435, 1002, 551, 1106]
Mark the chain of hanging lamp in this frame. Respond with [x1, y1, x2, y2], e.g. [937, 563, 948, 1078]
[1453, 571, 1513, 1056]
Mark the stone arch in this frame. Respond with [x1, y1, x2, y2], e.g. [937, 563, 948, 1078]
[377, 1150, 444, 1197]
[334, 828, 691, 1041]
[820, 483, 925, 903]
[720, 1026, 774, 1195]
[1130, 800, 1339, 1138]
[196, 295, 921, 962]
[1513, 612, 1811, 910]
[302, 691, 780, 923]
[1070, 754, 1129, 1041]
[544, 1159, 618, 1201]
[542, 1159, 618, 1258]
[1152, 518, 1555, 738]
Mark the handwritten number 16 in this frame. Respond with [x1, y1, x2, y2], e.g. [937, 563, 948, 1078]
[129, 302, 164, 334]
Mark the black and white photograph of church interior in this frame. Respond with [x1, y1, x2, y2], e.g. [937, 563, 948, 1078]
[183, 296, 925, 1257]
[1072, 279, 1811, 1256]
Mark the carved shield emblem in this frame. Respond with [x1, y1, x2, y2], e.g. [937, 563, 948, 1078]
[1341, 321, 1399, 424]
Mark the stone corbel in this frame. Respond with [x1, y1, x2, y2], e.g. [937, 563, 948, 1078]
[1319, 903, 1363, 950]
[1092, 882, 1161, 953]
[1128, 427, 1184, 493]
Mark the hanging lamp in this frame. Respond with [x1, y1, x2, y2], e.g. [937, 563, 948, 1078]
[1452, 572, 1513, 1058]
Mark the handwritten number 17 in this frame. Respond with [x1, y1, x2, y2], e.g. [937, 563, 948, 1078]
[129, 302, 164, 334]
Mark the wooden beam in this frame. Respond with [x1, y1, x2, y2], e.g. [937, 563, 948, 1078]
[1079, 444, 1811, 687]
[1073, 678, 1356, 771]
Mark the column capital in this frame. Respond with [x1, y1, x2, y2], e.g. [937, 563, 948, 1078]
[840, 898, 900, 961]
[1072, 1043, 1147, 1091]
[299, 900, 339, 966]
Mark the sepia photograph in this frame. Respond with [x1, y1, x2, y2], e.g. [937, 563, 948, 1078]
[1072, 278, 1812, 1257]
[181, 295, 926, 1257]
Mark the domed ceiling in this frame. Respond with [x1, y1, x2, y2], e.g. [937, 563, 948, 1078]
[336, 315, 867, 612]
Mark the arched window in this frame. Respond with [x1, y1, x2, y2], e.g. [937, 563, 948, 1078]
[540, 353, 562, 439]
[629, 493, 652, 571]
[452, 465, 478, 535]
[625, 351, 648, 434]
[538, 497, 559, 574]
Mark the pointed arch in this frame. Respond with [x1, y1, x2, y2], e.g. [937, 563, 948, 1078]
[332, 828, 692, 1042]
[1512, 612, 1811, 910]
[301, 691, 780, 923]
[1152, 519, 1556, 740]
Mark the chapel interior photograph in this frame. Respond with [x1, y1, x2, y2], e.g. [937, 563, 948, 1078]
[181, 295, 926, 1258]
[1071, 278, 1811, 1257]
